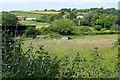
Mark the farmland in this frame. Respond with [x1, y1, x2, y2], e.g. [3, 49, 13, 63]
[10, 11, 44, 19]
[19, 21, 49, 27]
[31, 11, 60, 14]
[22, 34, 118, 57]
[2, 8, 119, 78]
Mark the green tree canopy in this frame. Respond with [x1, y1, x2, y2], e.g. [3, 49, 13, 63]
[48, 19, 75, 35]
[2, 12, 18, 26]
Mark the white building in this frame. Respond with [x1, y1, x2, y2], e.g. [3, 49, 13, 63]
[26, 18, 37, 21]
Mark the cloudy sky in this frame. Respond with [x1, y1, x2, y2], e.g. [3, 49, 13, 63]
[0, 0, 119, 11]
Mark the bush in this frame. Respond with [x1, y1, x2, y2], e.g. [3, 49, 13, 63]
[94, 25, 102, 31]
[40, 27, 50, 35]
[36, 19, 41, 22]
[79, 26, 91, 32]
[24, 27, 41, 38]
[73, 26, 92, 35]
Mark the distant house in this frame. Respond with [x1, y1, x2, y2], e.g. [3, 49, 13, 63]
[26, 18, 37, 21]
[76, 15, 84, 19]
[17, 16, 26, 20]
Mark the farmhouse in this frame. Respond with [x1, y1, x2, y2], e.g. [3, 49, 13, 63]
[17, 16, 26, 20]
[26, 18, 37, 21]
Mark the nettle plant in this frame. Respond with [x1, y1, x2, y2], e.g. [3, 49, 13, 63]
[2, 31, 60, 79]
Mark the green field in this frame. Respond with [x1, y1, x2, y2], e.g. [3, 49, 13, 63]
[22, 34, 118, 77]
[22, 34, 118, 57]
[10, 11, 44, 20]
[19, 21, 49, 27]
[10, 11, 59, 19]
[31, 11, 60, 14]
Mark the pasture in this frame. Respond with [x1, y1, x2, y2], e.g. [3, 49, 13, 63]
[31, 11, 60, 15]
[22, 34, 118, 58]
[10, 11, 44, 20]
[19, 21, 49, 27]
[22, 34, 118, 77]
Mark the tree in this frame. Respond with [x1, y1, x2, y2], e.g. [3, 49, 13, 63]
[44, 9, 47, 11]
[2, 12, 18, 26]
[48, 19, 75, 35]
[69, 12, 76, 19]
[104, 15, 116, 29]
[80, 18, 90, 26]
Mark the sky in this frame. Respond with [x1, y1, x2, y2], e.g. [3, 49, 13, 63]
[0, 0, 120, 11]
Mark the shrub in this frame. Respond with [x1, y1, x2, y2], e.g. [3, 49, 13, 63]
[94, 25, 102, 31]
[73, 26, 92, 35]
[36, 19, 41, 22]
[79, 26, 91, 32]
[40, 27, 50, 35]
[24, 27, 41, 38]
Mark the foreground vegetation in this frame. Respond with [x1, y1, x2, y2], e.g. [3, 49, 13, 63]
[2, 32, 119, 79]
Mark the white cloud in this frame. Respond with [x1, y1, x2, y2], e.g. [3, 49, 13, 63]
[78, 0, 119, 3]
[0, 0, 119, 3]
[0, 0, 67, 3]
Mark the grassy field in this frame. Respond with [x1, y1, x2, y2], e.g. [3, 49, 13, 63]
[19, 21, 49, 27]
[10, 11, 44, 20]
[22, 34, 118, 57]
[31, 11, 60, 15]
[10, 11, 59, 19]
[22, 34, 118, 76]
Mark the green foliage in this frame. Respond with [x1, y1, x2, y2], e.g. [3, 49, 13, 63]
[2, 31, 26, 79]
[80, 18, 90, 26]
[72, 18, 79, 26]
[38, 15, 49, 23]
[94, 25, 102, 31]
[24, 27, 41, 38]
[79, 26, 91, 32]
[48, 19, 75, 35]
[2, 31, 59, 79]
[73, 26, 92, 35]
[69, 12, 76, 19]
[2, 12, 18, 26]
[47, 11, 65, 23]
[82, 31, 118, 35]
